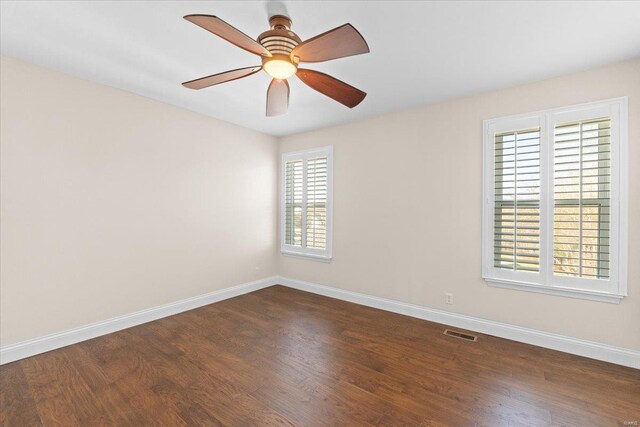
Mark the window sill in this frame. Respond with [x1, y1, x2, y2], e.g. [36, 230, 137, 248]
[281, 250, 332, 263]
[485, 278, 625, 304]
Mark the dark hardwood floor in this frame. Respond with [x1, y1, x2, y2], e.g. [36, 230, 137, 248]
[1, 285, 639, 426]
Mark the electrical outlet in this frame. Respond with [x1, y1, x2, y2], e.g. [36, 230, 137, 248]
[445, 293, 454, 305]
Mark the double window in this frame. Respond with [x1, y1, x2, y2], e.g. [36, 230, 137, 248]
[281, 146, 333, 260]
[482, 98, 628, 303]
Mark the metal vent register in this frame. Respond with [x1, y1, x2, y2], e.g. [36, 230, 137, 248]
[443, 329, 478, 342]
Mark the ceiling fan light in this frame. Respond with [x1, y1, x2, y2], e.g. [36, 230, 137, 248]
[263, 59, 297, 80]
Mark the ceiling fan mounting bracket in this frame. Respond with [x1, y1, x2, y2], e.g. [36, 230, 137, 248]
[268, 15, 292, 30]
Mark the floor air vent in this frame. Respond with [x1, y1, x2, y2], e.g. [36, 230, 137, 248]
[443, 329, 477, 342]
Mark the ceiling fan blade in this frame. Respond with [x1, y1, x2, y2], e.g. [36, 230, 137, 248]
[184, 15, 271, 57]
[291, 24, 369, 63]
[296, 69, 366, 108]
[182, 66, 262, 90]
[266, 79, 290, 117]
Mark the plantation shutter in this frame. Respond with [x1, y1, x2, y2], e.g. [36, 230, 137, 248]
[493, 128, 541, 272]
[284, 159, 303, 246]
[281, 146, 332, 259]
[484, 98, 626, 300]
[553, 117, 611, 279]
[306, 156, 328, 249]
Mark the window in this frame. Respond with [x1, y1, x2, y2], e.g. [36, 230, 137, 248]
[281, 146, 333, 260]
[482, 98, 627, 303]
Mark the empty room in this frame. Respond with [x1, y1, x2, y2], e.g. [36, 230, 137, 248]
[1, 1, 639, 425]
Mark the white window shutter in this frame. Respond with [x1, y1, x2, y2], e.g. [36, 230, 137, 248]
[494, 128, 541, 273]
[284, 159, 303, 247]
[553, 118, 611, 279]
[306, 156, 328, 249]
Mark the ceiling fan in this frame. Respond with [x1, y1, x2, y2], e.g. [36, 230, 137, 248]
[182, 14, 369, 116]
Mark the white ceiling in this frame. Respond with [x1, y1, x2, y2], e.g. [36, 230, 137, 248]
[2, 1, 639, 136]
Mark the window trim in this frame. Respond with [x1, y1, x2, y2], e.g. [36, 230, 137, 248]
[280, 146, 333, 261]
[482, 97, 628, 303]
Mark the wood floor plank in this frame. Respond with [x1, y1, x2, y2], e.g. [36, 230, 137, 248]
[0, 362, 42, 426]
[1, 285, 638, 426]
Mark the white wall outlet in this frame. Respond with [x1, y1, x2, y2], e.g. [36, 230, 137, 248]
[445, 293, 454, 305]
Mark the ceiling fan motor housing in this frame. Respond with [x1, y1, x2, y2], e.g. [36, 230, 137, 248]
[258, 15, 302, 62]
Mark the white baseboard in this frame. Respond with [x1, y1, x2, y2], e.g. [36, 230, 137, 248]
[3, 275, 638, 369]
[276, 276, 640, 369]
[0, 276, 277, 365]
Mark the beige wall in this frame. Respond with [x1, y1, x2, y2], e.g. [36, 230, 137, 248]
[2, 55, 638, 351]
[278, 59, 640, 350]
[0, 56, 278, 345]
